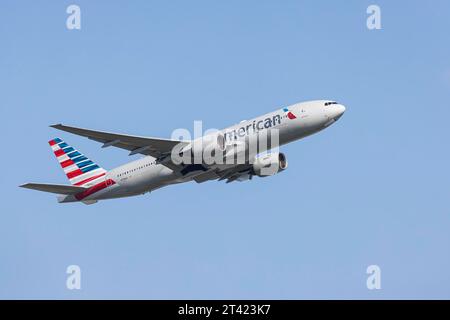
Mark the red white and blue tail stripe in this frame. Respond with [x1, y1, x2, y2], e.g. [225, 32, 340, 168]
[49, 138, 107, 186]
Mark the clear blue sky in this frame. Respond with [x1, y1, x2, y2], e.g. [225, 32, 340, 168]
[1, 0, 449, 299]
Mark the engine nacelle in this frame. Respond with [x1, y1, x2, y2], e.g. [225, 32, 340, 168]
[252, 153, 288, 177]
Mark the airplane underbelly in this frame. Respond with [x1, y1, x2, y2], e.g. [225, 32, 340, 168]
[117, 166, 176, 194]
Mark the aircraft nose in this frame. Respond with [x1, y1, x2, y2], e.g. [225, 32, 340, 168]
[337, 104, 346, 116]
[329, 104, 346, 120]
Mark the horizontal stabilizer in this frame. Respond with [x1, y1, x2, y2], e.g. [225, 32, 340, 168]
[20, 183, 87, 195]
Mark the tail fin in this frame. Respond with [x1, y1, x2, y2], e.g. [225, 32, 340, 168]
[49, 138, 107, 186]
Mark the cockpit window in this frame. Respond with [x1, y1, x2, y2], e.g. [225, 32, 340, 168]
[325, 101, 338, 106]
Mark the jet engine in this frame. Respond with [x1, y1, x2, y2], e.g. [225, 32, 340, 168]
[251, 153, 288, 177]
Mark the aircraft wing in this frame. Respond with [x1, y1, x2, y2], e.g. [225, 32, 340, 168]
[50, 124, 189, 171]
[51, 124, 252, 181]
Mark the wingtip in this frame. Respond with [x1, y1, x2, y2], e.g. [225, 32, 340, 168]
[50, 123, 62, 128]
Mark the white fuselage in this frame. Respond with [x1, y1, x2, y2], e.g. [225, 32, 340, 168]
[63, 100, 345, 202]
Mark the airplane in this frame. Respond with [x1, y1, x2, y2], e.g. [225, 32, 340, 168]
[20, 100, 345, 204]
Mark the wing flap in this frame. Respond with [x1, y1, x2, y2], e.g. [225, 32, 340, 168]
[20, 183, 87, 195]
[193, 170, 221, 183]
